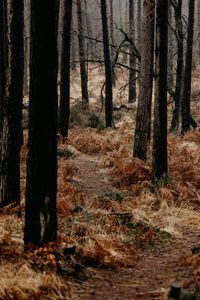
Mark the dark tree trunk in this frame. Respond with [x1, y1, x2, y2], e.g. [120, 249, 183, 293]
[109, 0, 116, 86]
[24, 0, 58, 246]
[167, 1, 174, 89]
[24, 0, 30, 96]
[133, 0, 155, 160]
[181, 0, 195, 133]
[128, 0, 137, 103]
[152, 0, 168, 186]
[197, 0, 200, 64]
[0, 0, 24, 207]
[77, 0, 89, 105]
[171, 0, 183, 131]
[0, 0, 6, 131]
[58, 0, 73, 138]
[71, 16, 76, 70]
[101, 0, 113, 127]
[84, 0, 94, 59]
[137, 0, 142, 74]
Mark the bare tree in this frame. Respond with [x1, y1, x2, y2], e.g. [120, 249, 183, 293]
[171, 0, 184, 131]
[152, 0, 168, 186]
[133, 0, 155, 160]
[181, 0, 195, 133]
[109, 0, 116, 86]
[101, 0, 113, 127]
[0, 0, 6, 132]
[24, 0, 58, 246]
[168, 1, 174, 89]
[128, 0, 137, 103]
[0, 0, 24, 207]
[77, 0, 89, 105]
[137, 0, 142, 73]
[58, 0, 73, 138]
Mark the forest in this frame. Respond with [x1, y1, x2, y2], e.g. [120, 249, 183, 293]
[1, 0, 200, 299]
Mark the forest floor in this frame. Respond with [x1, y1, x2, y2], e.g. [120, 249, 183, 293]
[1, 65, 200, 299]
[66, 151, 200, 299]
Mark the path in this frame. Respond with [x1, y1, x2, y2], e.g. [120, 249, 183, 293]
[69, 153, 200, 299]
[68, 229, 199, 299]
[74, 154, 112, 197]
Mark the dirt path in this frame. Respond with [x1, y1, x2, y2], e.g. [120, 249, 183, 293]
[69, 153, 200, 299]
[74, 154, 112, 197]
[68, 229, 199, 299]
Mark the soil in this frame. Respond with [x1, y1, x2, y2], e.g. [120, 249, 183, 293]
[67, 153, 200, 300]
[74, 153, 112, 197]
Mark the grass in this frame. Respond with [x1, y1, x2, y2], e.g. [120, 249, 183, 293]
[1, 64, 200, 298]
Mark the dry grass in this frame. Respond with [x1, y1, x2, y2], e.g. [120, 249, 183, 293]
[1, 64, 200, 298]
[0, 263, 70, 300]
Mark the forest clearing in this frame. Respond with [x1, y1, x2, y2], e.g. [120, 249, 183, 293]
[0, 65, 200, 299]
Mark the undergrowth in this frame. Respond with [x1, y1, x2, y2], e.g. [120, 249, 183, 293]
[1, 65, 200, 299]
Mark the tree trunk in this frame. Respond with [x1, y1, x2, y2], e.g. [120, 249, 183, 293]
[101, 0, 113, 127]
[171, 0, 183, 131]
[167, 1, 174, 89]
[152, 0, 168, 186]
[128, 0, 137, 103]
[0, 0, 24, 207]
[77, 0, 89, 105]
[71, 15, 76, 70]
[84, 0, 94, 59]
[23, 0, 30, 96]
[58, 0, 73, 138]
[181, 0, 195, 133]
[0, 0, 6, 131]
[109, 0, 116, 86]
[133, 0, 155, 161]
[24, 0, 58, 246]
[197, 0, 200, 63]
[137, 0, 142, 74]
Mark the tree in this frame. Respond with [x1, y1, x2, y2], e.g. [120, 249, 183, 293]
[128, 0, 137, 103]
[152, 0, 168, 186]
[137, 0, 142, 74]
[24, 0, 30, 96]
[109, 0, 116, 86]
[101, 0, 113, 127]
[24, 0, 58, 246]
[181, 0, 195, 133]
[133, 0, 155, 160]
[167, 1, 174, 89]
[197, 0, 200, 63]
[84, 0, 94, 59]
[58, 0, 73, 138]
[0, 0, 24, 206]
[170, 0, 183, 131]
[0, 0, 6, 132]
[77, 0, 89, 105]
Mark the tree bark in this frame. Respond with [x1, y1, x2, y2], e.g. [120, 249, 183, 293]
[128, 0, 137, 103]
[23, 0, 30, 96]
[197, 0, 200, 63]
[133, 0, 155, 160]
[152, 0, 168, 186]
[167, 1, 174, 89]
[181, 0, 195, 133]
[0, 0, 6, 131]
[77, 0, 89, 105]
[0, 0, 24, 207]
[24, 0, 58, 246]
[58, 0, 73, 138]
[137, 0, 142, 74]
[171, 0, 183, 131]
[109, 0, 116, 86]
[101, 0, 113, 127]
